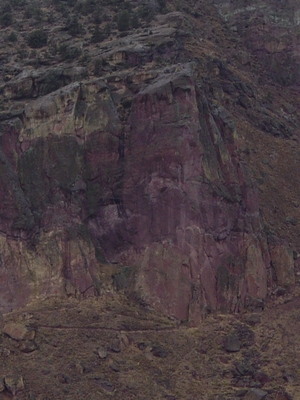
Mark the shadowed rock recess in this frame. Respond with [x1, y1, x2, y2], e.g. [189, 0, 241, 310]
[0, 0, 299, 323]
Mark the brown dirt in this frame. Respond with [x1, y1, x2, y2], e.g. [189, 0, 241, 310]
[1, 290, 300, 400]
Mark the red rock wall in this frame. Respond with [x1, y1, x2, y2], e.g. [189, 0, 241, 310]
[0, 50, 295, 319]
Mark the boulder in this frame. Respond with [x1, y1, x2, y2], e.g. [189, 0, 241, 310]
[4, 375, 24, 396]
[244, 388, 268, 400]
[224, 334, 240, 353]
[3, 322, 30, 341]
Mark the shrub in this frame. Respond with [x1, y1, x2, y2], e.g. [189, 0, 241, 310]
[29, 49, 37, 58]
[58, 44, 81, 61]
[17, 48, 28, 60]
[138, 4, 155, 22]
[10, 0, 27, 8]
[79, 52, 91, 65]
[91, 25, 105, 43]
[7, 31, 18, 42]
[0, 13, 13, 27]
[27, 30, 48, 48]
[42, 71, 66, 94]
[24, 2, 43, 21]
[157, 0, 166, 12]
[47, 14, 55, 23]
[1, 2, 12, 13]
[74, 0, 97, 16]
[131, 13, 139, 29]
[52, 0, 76, 6]
[93, 8, 102, 24]
[0, 4, 13, 26]
[265, 91, 274, 104]
[94, 58, 105, 76]
[123, 1, 132, 11]
[117, 10, 130, 32]
[103, 23, 111, 37]
[53, 2, 68, 15]
[65, 15, 84, 36]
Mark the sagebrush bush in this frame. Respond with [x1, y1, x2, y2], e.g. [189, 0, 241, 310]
[0, 13, 13, 27]
[0, 3, 13, 27]
[27, 30, 48, 48]
[10, 0, 27, 8]
[74, 0, 97, 16]
[58, 44, 81, 61]
[17, 48, 28, 60]
[7, 31, 18, 42]
[117, 10, 130, 32]
[1, 2, 12, 13]
[94, 58, 105, 76]
[138, 4, 155, 22]
[91, 25, 104, 43]
[65, 15, 84, 36]
[24, 2, 43, 21]
[131, 13, 139, 29]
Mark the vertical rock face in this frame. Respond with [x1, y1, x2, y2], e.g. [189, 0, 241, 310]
[0, 66, 273, 321]
[0, 4, 297, 320]
[118, 68, 270, 321]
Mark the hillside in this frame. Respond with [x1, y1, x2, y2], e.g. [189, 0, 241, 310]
[0, 0, 300, 398]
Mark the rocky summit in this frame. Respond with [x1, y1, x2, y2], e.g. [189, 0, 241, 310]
[0, 0, 300, 398]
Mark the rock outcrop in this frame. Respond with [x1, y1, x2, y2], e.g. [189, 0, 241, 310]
[213, 0, 300, 86]
[0, 1, 298, 321]
[0, 65, 271, 319]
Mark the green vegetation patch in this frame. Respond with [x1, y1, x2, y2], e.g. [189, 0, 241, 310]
[0, 3, 13, 27]
[7, 31, 18, 42]
[18, 135, 83, 212]
[27, 30, 48, 48]
[112, 266, 134, 292]
[216, 265, 236, 293]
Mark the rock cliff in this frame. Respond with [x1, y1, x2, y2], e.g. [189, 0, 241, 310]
[0, 0, 299, 321]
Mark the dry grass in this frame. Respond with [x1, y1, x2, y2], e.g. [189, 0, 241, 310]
[1, 291, 300, 399]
